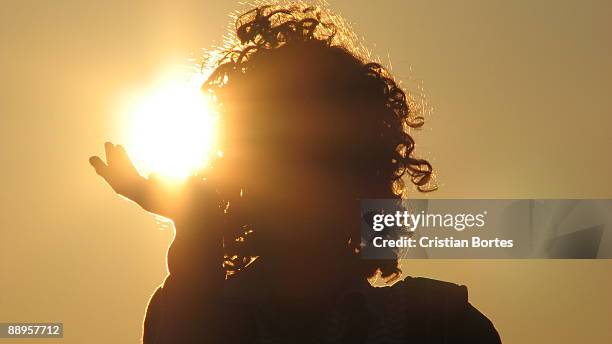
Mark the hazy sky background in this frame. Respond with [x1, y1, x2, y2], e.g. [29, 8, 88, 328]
[1, 0, 611, 343]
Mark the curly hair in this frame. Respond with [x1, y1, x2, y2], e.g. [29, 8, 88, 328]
[202, 3, 435, 282]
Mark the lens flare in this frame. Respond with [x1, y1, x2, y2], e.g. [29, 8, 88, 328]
[123, 74, 218, 181]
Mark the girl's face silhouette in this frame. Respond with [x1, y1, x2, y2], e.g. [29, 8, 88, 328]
[216, 85, 362, 256]
[210, 44, 380, 258]
[223, 96, 355, 202]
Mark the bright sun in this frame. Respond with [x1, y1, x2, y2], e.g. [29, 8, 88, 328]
[123, 73, 219, 181]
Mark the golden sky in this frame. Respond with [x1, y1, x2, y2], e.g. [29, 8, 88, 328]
[1, 0, 611, 343]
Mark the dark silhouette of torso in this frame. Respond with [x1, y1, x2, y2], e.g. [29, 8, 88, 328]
[143, 260, 501, 343]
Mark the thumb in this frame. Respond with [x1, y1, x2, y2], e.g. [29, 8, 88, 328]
[89, 156, 110, 180]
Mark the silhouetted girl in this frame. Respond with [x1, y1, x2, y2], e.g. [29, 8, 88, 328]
[90, 4, 501, 343]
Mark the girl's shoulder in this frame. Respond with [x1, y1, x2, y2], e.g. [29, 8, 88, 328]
[360, 276, 470, 321]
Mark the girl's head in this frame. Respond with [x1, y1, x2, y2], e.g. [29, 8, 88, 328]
[204, 4, 435, 281]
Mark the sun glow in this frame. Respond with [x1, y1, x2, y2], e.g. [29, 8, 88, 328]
[123, 73, 219, 181]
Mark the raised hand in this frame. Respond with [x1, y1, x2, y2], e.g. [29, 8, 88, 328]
[89, 142, 148, 205]
[89, 142, 234, 223]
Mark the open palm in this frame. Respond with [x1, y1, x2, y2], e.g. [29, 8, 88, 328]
[89, 141, 235, 223]
[89, 142, 147, 203]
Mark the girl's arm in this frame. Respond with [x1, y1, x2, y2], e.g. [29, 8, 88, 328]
[90, 142, 230, 342]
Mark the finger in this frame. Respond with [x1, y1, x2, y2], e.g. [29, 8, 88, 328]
[104, 142, 117, 166]
[89, 156, 110, 179]
[115, 144, 134, 167]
